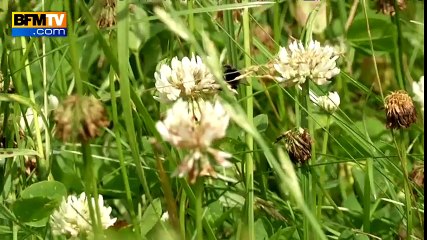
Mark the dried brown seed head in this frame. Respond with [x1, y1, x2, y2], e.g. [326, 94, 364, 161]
[410, 164, 424, 188]
[252, 25, 275, 54]
[54, 95, 109, 142]
[277, 127, 312, 165]
[0, 71, 15, 93]
[25, 155, 37, 176]
[376, 0, 406, 16]
[384, 90, 417, 129]
[97, 0, 116, 29]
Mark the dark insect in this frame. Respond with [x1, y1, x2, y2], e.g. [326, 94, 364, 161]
[223, 64, 241, 89]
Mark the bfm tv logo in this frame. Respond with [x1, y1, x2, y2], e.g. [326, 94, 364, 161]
[12, 12, 67, 37]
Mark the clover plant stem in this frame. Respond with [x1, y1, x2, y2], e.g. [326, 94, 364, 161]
[362, 158, 372, 233]
[41, 0, 50, 176]
[64, 0, 83, 95]
[117, 0, 153, 203]
[321, 117, 330, 156]
[20, 38, 47, 179]
[224, 0, 238, 65]
[82, 141, 102, 237]
[318, 116, 331, 218]
[242, 2, 255, 240]
[301, 80, 314, 240]
[195, 179, 204, 240]
[12, 223, 17, 240]
[273, 2, 286, 122]
[188, 0, 195, 53]
[63, 3, 103, 234]
[109, 69, 141, 238]
[180, 191, 187, 240]
[398, 130, 413, 237]
[392, 0, 406, 90]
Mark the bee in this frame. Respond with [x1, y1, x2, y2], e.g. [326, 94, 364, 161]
[223, 64, 241, 90]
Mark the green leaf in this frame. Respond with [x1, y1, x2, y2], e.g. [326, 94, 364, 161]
[129, 3, 150, 53]
[0, 148, 40, 159]
[12, 197, 57, 224]
[254, 218, 268, 240]
[254, 114, 268, 133]
[19, 181, 67, 200]
[347, 15, 396, 54]
[311, 111, 333, 130]
[351, 166, 366, 202]
[51, 154, 85, 192]
[270, 227, 298, 240]
[140, 36, 163, 74]
[11, 181, 67, 226]
[104, 227, 139, 240]
[140, 198, 162, 236]
[342, 193, 363, 214]
[355, 235, 370, 240]
[353, 117, 385, 138]
[0, 225, 12, 235]
[338, 230, 354, 239]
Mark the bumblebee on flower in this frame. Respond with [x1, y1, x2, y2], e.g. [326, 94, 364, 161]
[154, 55, 236, 103]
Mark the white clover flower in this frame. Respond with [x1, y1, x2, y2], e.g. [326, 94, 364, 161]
[20, 108, 45, 132]
[154, 55, 225, 103]
[156, 99, 232, 183]
[412, 76, 424, 112]
[310, 91, 340, 113]
[294, 1, 329, 34]
[19, 95, 59, 132]
[161, 212, 169, 222]
[274, 40, 340, 87]
[50, 192, 116, 238]
[48, 95, 59, 110]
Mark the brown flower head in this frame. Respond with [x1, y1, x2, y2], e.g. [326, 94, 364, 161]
[276, 127, 312, 164]
[410, 164, 424, 188]
[376, 0, 406, 16]
[97, 0, 116, 28]
[54, 95, 109, 142]
[213, 0, 242, 23]
[214, 10, 242, 23]
[384, 90, 417, 129]
[252, 24, 275, 54]
[25, 155, 37, 176]
[0, 71, 15, 93]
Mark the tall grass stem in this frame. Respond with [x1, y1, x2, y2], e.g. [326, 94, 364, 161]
[242, 3, 254, 240]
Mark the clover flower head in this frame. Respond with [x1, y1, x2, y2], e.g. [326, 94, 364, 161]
[412, 76, 424, 112]
[276, 127, 312, 164]
[385, 90, 417, 129]
[156, 99, 232, 183]
[20, 95, 59, 133]
[0, 71, 15, 93]
[376, 0, 406, 16]
[161, 212, 169, 222]
[410, 163, 424, 188]
[155, 55, 227, 103]
[311, 91, 340, 113]
[54, 95, 109, 142]
[273, 40, 340, 87]
[50, 192, 116, 238]
[97, 0, 116, 28]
